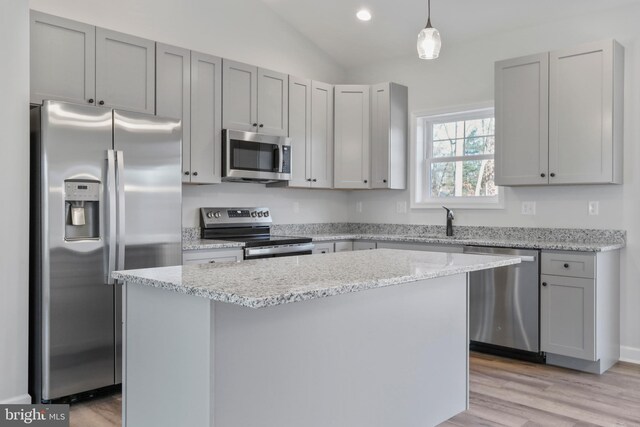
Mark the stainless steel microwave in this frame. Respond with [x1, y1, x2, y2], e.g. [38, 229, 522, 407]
[222, 129, 291, 183]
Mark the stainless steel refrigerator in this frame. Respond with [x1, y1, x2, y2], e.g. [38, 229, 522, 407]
[30, 100, 182, 402]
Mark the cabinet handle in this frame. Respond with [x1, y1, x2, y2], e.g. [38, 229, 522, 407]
[88, 98, 94, 104]
[98, 100, 105, 105]
[184, 171, 190, 176]
[259, 124, 264, 128]
[364, 180, 368, 183]
[540, 173, 546, 178]
[312, 179, 317, 182]
[542, 282, 547, 287]
[383, 179, 387, 183]
[252, 123, 258, 127]
[192, 171, 198, 176]
[564, 263, 569, 268]
[550, 173, 556, 177]
[209, 260, 216, 263]
[306, 178, 311, 182]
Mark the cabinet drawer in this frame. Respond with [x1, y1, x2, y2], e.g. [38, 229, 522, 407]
[541, 251, 595, 278]
[313, 242, 334, 254]
[334, 241, 353, 252]
[183, 249, 243, 265]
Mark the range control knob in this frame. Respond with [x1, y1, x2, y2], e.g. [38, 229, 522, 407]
[257, 211, 264, 217]
[264, 210, 270, 217]
[251, 211, 257, 218]
[214, 211, 222, 218]
[207, 211, 214, 219]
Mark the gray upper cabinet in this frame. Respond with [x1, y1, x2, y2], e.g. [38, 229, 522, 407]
[287, 76, 312, 188]
[284, 78, 334, 189]
[310, 81, 334, 188]
[370, 83, 408, 190]
[334, 85, 370, 189]
[30, 11, 96, 105]
[495, 53, 549, 186]
[190, 52, 223, 184]
[156, 44, 222, 184]
[156, 43, 191, 183]
[30, 11, 155, 114]
[222, 59, 288, 136]
[495, 39, 623, 186]
[95, 28, 155, 114]
[549, 40, 623, 185]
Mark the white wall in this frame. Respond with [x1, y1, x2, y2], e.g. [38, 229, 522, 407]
[0, 0, 30, 404]
[346, 3, 640, 361]
[29, 0, 350, 225]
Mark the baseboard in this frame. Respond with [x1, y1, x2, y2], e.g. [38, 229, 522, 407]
[0, 394, 31, 404]
[620, 346, 640, 365]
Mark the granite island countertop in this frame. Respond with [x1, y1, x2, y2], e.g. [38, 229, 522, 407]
[113, 249, 521, 308]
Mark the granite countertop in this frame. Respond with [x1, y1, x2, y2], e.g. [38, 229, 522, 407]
[113, 249, 521, 308]
[182, 232, 625, 252]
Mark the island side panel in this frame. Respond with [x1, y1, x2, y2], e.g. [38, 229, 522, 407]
[123, 283, 213, 427]
[213, 274, 469, 427]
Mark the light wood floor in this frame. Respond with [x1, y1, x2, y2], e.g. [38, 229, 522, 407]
[69, 353, 640, 427]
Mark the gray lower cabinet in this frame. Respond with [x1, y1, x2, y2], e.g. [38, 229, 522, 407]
[540, 250, 620, 374]
[182, 249, 243, 265]
[30, 11, 155, 114]
[353, 241, 377, 251]
[334, 241, 353, 252]
[156, 44, 222, 184]
[222, 59, 288, 136]
[312, 242, 334, 254]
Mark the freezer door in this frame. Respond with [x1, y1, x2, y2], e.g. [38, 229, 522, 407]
[36, 101, 116, 401]
[112, 111, 182, 381]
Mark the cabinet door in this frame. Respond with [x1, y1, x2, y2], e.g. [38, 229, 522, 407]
[312, 242, 334, 254]
[310, 81, 334, 189]
[370, 83, 390, 189]
[549, 41, 617, 184]
[353, 241, 376, 251]
[222, 59, 257, 132]
[30, 11, 96, 105]
[495, 53, 549, 186]
[334, 241, 354, 252]
[156, 44, 191, 182]
[95, 28, 155, 114]
[540, 274, 596, 360]
[257, 68, 288, 136]
[334, 85, 370, 189]
[190, 52, 222, 184]
[288, 76, 312, 187]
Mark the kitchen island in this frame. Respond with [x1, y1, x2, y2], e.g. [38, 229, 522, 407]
[113, 249, 520, 427]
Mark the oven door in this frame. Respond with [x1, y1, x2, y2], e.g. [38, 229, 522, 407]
[244, 243, 315, 260]
[223, 130, 291, 182]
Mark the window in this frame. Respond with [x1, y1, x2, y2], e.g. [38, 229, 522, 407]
[413, 106, 502, 209]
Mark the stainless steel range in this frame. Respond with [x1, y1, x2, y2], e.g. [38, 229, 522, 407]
[200, 207, 314, 260]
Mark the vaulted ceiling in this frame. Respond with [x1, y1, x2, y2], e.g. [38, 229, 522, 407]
[259, 0, 640, 68]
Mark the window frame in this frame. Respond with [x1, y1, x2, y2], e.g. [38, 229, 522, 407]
[411, 103, 504, 210]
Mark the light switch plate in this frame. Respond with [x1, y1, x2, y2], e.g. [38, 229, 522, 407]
[588, 201, 599, 216]
[396, 201, 407, 214]
[521, 201, 536, 215]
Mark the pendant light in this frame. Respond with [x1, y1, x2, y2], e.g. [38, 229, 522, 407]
[417, 0, 442, 60]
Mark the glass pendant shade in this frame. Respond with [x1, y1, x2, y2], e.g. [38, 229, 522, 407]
[417, 26, 441, 59]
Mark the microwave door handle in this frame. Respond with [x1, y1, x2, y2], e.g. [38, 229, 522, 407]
[273, 145, 280, 172]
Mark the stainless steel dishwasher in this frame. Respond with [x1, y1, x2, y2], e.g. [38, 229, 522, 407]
[463, 246, 543, 362]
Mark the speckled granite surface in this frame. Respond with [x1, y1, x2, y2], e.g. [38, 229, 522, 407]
[113, 249, 521, 308]
[183, 224, 625, 252]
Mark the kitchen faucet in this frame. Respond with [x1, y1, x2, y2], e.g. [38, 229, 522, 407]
[442, 206, 454, 236]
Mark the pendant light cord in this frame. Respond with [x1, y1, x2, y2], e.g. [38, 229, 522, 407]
[426, 0, 432, 29]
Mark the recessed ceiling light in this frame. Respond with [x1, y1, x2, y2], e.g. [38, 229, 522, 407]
[356, 9, 372, 21]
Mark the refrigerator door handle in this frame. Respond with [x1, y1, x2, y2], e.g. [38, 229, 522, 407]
[106, 150, 117, 285]
[116, 150, 126, 275]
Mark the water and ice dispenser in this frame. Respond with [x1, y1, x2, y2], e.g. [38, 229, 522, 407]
[64, 180, 100, 240]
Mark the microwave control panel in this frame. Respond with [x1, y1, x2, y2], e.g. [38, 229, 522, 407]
[282, 146, 291, 174]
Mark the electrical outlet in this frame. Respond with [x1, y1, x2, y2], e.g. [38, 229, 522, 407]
[293, 202, 300, 214]
[521, 201, 536, 215]
[396, 201, 407, 214]
[588, 201, 599, 216]
[356, 201, 363, 213]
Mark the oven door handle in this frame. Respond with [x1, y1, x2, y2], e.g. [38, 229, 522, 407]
[245, 243, 315, 257]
